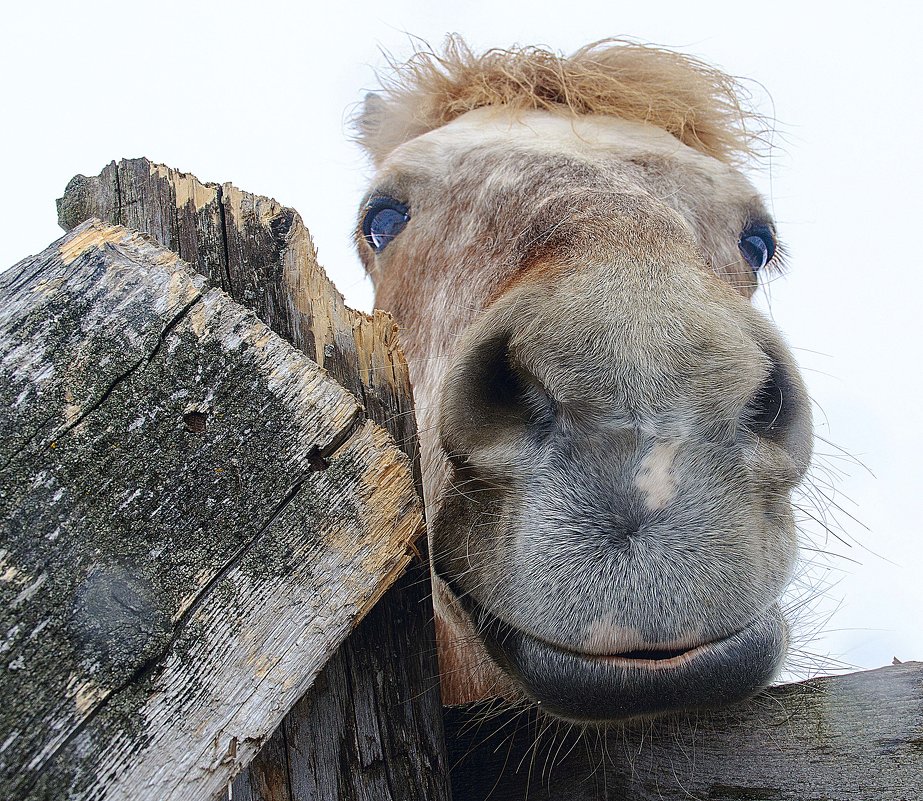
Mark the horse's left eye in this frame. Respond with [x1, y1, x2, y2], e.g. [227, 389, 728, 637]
[738, 225, 776, 272]
[362, 197, 410, 253]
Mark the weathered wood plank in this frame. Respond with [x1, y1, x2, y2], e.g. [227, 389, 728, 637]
[0, 220, 424, 801]
[57, 160, 450, 801]
[233, 553, 448, 801]
[445, 662, 923, 800]
[57, 158, 419, 475]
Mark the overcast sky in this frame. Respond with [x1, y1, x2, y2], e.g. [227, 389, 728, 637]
[1, 1, 920, 679]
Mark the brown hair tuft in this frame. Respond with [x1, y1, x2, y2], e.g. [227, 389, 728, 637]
[355, 36, 764, 167]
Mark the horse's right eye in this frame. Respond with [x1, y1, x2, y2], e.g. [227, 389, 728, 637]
[362, 197, 410, 253]
[738, 224, 776, 272]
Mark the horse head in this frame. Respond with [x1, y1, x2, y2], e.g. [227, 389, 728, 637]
[354, 39, 812, 722]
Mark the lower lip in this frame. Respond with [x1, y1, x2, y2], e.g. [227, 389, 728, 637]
[477, 607, 788, 722]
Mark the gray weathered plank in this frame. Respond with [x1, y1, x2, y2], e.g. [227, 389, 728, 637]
[445, 662, 923, 800]
[232, 555, 447, 801]
[0, 220, 424, 800]
[57, 158, 420, 476]
[57, 159, 450, 801]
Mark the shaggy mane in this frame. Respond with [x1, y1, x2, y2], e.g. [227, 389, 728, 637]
[356, 36, 763, 166]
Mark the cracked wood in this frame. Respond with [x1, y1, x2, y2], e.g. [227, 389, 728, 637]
[57, 158, 419, 481]
[57, 159, 450, 801]
[0, 220, 424, 801]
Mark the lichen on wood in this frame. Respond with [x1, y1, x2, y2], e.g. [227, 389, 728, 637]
[55, 158, 450, 801]
[57, 158, 419, 479]
[0, 220, 425, 800]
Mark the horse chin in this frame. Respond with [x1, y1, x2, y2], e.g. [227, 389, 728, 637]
[471, 601, 788, 723]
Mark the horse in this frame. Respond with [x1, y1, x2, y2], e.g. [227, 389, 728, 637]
[353, 38, 812, 723]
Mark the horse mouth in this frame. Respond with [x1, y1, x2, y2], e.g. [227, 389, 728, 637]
[568, 640, 732, 668]
[461, 592, 787, 722]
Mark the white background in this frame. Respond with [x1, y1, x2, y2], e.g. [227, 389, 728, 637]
[1, 1, 920, 678]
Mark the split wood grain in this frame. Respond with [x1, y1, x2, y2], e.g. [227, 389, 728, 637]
[56, 159, 449, 801]
[57, 158, 419, 474]
[0, 220, 424, 801]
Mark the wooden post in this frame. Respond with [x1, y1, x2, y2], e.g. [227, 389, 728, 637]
[56, 159, 419, 470]
[0, 158, 452, 800]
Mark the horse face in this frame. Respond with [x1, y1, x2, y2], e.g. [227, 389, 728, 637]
[357, 108, 812, 721]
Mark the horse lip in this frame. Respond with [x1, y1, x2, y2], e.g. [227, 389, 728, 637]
[527, 628, 749, 670]
[440, 565, 760, 671]
[492, 609, 786, 721]
[434, 567, 787, 721]
[445, 587, 784, 720]
[517, 623, 759, 672]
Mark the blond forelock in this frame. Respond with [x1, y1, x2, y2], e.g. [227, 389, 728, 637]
[355, 36, 764, 167]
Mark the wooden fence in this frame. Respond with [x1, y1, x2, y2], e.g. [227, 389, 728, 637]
[1, 159, 919, 801]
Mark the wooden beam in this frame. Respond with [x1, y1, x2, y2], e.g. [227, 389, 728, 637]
[444, 661, 923, 800]
[57, 158, 419, 473]
[0, 220, 424, 800]
[230, 558, 449, 801]
[55, 159, 450, 801]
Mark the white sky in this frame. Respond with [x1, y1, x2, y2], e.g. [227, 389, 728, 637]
[2, 1, 920, 678]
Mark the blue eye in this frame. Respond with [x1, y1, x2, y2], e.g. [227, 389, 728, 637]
[362, 197, 410, 253]
[738, 224, 776, 272]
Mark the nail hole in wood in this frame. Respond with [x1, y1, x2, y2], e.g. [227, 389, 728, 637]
[183, 411, 207, 434]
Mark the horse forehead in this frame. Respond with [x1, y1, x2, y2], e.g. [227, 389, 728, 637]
[378, 107, 731, 181]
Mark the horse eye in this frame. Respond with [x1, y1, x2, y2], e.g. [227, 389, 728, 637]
[362, 197, 410, 253]
[738, 224, 776, 272]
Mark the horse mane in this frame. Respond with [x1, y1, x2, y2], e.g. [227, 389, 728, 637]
[355, 36, 763, 167]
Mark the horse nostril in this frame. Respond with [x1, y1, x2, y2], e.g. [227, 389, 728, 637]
[482, 337, 527, 411]
[440, 333, 559, 480]
[470, 336, 555, 429]
[743, 360, 793, 441]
